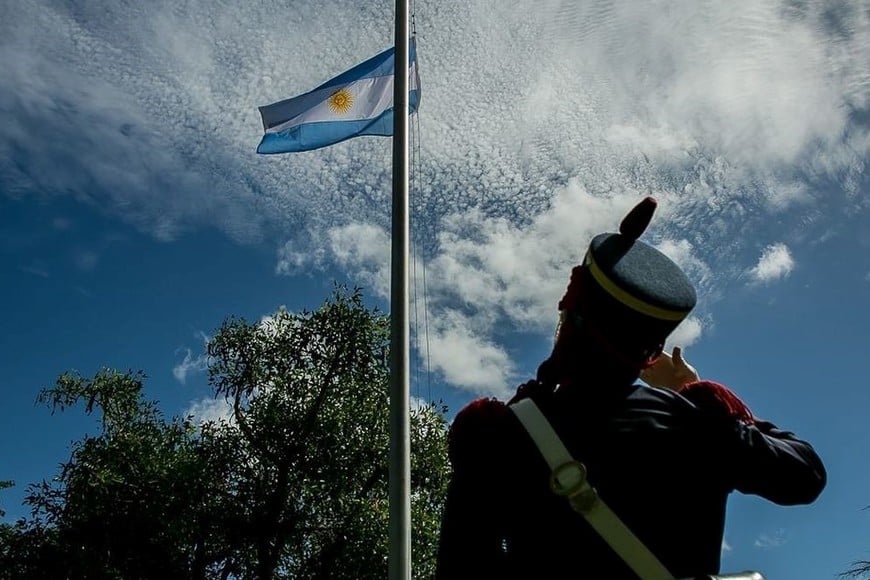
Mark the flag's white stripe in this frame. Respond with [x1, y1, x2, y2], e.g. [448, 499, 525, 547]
[266, 62, 419, 134]
[409, 60, 419, 91]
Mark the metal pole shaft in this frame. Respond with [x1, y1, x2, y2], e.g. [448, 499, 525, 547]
[389, 0, 411, 578]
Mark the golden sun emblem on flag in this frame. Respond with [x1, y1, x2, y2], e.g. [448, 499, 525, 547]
[327, 88, 354, 114]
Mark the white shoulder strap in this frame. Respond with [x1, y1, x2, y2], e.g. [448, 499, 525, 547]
[509, 397, 676, 580]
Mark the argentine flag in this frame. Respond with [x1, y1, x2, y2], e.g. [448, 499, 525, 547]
[256, 38, 420, 154]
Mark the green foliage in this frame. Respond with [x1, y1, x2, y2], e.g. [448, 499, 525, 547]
[0, 286, 449, 579]
[205, 286, 449, 578]
[842, 562, 870, 579]
[1, 369, 225, 579]
[410, 401, 452, 580]
[0, 480, 12, 519]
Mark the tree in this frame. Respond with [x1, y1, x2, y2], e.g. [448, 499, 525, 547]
[843, 562, 870, 579]
[0, 369, 232, 579]
[204, 286, 449, 579]
[0, 286, 450, 579]
[843, 515, 870, 579]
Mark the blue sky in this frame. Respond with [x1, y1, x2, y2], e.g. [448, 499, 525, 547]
[2, 0, 870, 577]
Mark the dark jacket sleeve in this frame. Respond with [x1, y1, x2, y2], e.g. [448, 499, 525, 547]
[681, 380, 826, 505]
[725, 419, 827, 505]
[436, 398, 509, 579]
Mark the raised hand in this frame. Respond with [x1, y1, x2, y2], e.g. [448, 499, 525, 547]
[639, 346, 700, 391]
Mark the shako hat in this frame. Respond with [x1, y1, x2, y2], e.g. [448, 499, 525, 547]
[562, 197, 696, 351]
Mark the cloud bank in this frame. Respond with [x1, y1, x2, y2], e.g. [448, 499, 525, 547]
[3, 0, 869, 395]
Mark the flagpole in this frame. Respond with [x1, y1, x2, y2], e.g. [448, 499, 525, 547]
[389, 0, 411, 577]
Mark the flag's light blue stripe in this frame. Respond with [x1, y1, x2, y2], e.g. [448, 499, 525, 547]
[257, 89, 420, 154]
[259, 38, 418, 131]
[257, 113, 392, 154]
[317, 38, 417, 92]
[315, 47, 394, 91]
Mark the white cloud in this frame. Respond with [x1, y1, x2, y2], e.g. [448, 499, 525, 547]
[426, 309, 515, 398]
[5, 0, 870, 396]
[173, 349, 208, 384]
[328, 223, 392, 298]
[185, 396, 234, 425]
[749, 243, 795, 283]
[173, 332, 210, 384]
[307, 187, 723, 395]
[3, 0, 868, 246]
[275, 241, 326, 276]
[665, 316, 704, 351]
[425, 186, 641, 332]
[306, 186, 642, 395]
[765, 182, 812, 211]
[754, 528, 787, 549]
[410, 396, 429, 411]
[722, 538, 732, 553]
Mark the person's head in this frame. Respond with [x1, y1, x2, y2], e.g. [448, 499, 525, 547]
[543, 197, 696, 386]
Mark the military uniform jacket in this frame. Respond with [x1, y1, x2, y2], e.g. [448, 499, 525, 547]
[435, 380, 826, 579]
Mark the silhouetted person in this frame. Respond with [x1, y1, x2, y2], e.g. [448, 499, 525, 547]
[436, 198, 825, 579]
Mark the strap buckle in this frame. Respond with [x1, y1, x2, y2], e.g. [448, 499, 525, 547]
[549, 460, 598, 514]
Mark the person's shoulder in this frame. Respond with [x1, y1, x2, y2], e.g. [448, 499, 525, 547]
[627, 383, 715, 431]
[631, 381, 696, 411]
[447, 397, 511, 466]
[450, 378, 550, 431]
[450, 397, 510, 439]
[447, 380, 547, 465]
[676, 380, 756, 424]
[456, 396, 510, 419]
